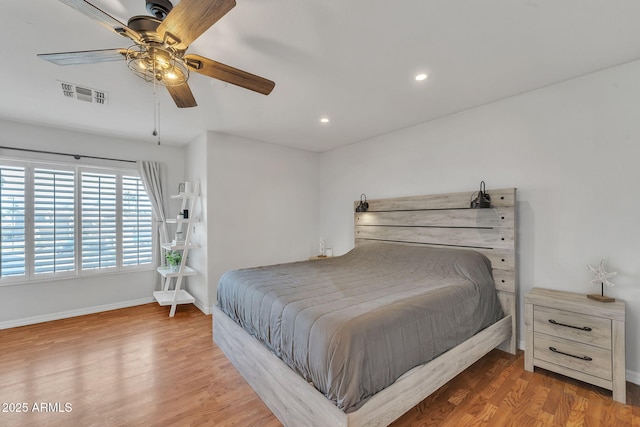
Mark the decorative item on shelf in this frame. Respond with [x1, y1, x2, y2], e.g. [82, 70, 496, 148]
[166, 251, 182, 272]
[177, 182, 185, 194]
[173, 231, 184, 245]
[184, 181, 192, 193]
[587, 258, 617, 302]
[177, 211, 184, 221]
[318, 238, 327, 257]
[355, 193, 369, 212]
[183, 209, 189, 219]
[470, 181, 491, 208]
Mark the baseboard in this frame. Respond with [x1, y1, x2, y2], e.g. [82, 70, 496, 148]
[193, 298, 211, 315]
[0, 297, 154, 330]
[627, 369, 640, 386]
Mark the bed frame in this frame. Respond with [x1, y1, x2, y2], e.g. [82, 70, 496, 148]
[212, 187, 517, 427]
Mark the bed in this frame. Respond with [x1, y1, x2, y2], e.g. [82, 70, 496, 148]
[212, 188, 517, 426]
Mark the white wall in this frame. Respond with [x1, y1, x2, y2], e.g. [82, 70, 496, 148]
[206, 132, 320, 304]
[0, 118, 185, 326]
[183, 133, 209, 313]
[318, 60, 640, 383]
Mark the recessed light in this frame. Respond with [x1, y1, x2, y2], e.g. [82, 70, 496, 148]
[415, 73, 428, 81]
[320, 117, 330, 124]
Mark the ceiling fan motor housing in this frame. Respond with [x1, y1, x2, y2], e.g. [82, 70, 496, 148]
[127, 15, 163, 43]
[146, 0, 173, 20]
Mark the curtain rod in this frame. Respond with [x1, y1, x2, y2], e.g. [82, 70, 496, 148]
[0, 145, 137, 164]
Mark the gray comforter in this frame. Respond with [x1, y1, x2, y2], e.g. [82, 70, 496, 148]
[217, 242, 503, 412]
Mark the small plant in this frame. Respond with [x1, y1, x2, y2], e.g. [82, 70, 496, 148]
[166, 251, 182, 270]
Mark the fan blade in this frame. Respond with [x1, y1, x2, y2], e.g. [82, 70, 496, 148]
[38, 48, 127, 66]
[184, 54, 275, 95]
[157, 0, 236, 50]
[58, 0, 141, 42]
[166, 83, 197, 108]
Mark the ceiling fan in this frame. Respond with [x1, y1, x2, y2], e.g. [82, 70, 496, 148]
[38, 0, 275, 108]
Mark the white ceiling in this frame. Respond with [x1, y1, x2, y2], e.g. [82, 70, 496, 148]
[2, 0, 640, 152]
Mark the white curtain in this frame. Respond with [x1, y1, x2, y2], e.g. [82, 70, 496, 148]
[137, 161, 168, 268]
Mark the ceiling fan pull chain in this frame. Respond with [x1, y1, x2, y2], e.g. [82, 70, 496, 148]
[157, 98, 161, 146]
[152, 78, 161, 145]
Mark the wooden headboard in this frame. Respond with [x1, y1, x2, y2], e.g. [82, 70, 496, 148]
[354, 188, 517, 354]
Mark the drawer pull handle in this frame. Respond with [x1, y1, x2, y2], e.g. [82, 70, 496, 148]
[548, 319, 592, 331]
[549, 346, 593, 361]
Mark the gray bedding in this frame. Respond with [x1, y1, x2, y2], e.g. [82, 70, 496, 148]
[217, 242, 503, 412]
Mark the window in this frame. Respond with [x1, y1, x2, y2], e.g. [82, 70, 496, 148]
[34, 168, 75, 274]
[81, 172, 117, 270]
[0, 160, 153, 284]
[0, 166, 26, 278]
[122, 175, 153, 266]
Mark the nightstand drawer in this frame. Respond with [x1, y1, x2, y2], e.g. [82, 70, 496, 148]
[533, 332, 612, 380]
[534, 305, 611, 349]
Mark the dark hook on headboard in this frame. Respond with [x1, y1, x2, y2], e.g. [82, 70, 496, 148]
[355, 194, 369, 212]
[470, 181, 492, 208]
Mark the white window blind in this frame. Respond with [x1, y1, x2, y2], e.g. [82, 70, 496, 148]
[122, 175, 153, 266]
[33, 168, 75, 275]
[0, 159, 154, 284]
[0, 166, 26, 278]
[81, 172, 117, 270]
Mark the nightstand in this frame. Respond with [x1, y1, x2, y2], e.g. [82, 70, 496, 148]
[525, 287, 626, 403]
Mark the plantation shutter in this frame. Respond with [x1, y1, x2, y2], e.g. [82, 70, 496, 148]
[0, 165, 26, 278]
[81, 172, 117, 270]
[33, 168, 75, 274]
[122, 175, 153, 266]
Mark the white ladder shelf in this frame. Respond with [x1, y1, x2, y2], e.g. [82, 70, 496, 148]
[153, 189, 199, 317]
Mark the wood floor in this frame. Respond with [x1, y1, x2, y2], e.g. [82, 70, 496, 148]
[0, 304, 637, 427]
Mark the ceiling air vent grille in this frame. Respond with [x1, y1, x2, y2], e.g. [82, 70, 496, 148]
[58, 81, 108, 105]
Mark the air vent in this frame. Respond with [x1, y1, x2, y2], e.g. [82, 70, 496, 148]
[58, 81, 108, 105]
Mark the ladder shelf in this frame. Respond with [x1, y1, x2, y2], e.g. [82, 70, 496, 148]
[153, 185, 200, 317]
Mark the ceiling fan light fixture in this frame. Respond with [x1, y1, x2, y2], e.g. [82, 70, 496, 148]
[125, 44, 188, 86]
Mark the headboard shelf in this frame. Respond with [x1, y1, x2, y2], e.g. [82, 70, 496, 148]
[354, 188, 516, 212]
[355, 207, 514, 228]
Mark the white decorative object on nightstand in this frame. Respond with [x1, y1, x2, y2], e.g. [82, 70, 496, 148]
[587, 258, 617, 302]
[525, 287, 626, 403]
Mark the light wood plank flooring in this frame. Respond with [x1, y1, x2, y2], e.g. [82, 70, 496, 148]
[0, 303, 637, 426]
